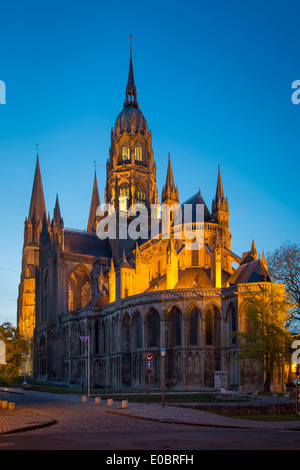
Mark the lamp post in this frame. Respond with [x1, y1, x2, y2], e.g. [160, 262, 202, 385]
[161, 347, 166, 407]
[80, 336, 90, 399]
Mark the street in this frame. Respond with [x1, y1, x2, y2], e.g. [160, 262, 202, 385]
[0, 390, 300, 452]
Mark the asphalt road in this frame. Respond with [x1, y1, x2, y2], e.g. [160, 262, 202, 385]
[1, 425, 300, 451]
[0, 390, 300, 452]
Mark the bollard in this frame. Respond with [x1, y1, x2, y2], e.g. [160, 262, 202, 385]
[2, 401, 8, 409]
[122, 400, 128, 409]
[82, 395, 87, 403]
[107, 398, 113, 406]
[8, 402, 15, 410]
[95, 397, 101, 404]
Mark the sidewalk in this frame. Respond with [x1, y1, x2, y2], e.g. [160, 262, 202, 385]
[0, 388, 299, 434]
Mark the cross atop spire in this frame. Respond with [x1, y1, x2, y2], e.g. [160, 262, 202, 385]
[129, 29, 133, 58]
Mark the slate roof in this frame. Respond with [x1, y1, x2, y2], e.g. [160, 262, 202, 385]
[182, 190, 215, 223]
[64, 230, 112, 258]
[84, 290, 109, 310]
[146, 267, 231, 291]
[227, 259, 270, 284]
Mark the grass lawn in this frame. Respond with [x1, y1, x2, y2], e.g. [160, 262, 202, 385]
[0, 378, 248, 404]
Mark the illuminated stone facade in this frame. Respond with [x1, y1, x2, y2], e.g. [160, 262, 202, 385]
[18, 53, 284, 390]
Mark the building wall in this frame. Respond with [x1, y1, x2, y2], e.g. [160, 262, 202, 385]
[33, 287, 265, 391]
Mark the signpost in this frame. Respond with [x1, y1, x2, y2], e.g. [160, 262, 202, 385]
[145, 353, 153, 403]
[161, 348, 166, 407]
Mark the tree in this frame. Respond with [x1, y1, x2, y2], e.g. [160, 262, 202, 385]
[267, 241, 300, 328]
[0, 322, 32, 386]
[236, 284, 293, 392]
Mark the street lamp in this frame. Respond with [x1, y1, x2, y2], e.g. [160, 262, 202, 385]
[161, 347, 166, 407]
[80, 336, 90, 399]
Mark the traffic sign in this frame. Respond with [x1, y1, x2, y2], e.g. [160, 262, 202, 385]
[146, 368, 152, 375]
[146, 361, 153, 369]
[145, 352, 153, 361]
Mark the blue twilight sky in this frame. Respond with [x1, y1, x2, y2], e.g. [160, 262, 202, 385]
[0, 0, 299, 326]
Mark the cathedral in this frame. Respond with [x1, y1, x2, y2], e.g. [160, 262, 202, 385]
[17, 51, 282, 391]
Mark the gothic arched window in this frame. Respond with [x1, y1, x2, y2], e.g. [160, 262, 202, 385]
[119, 182, 130, 212]
[68, 266, 91, 311]
[188, 306, 199, 346]
[122, 142, 130, 161]
[205, 310, 213, 346]
[168, 306, 182, 348]
[135, 142, 142, 162]
[146, 309, 160, 348]
[136, 182, 146, 205]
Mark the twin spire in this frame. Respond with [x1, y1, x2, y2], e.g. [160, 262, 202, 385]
[28, 150, 101, 237]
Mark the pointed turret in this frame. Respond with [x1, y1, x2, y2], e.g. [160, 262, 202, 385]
[261, 249, 268, 271]
[52, 194, 63, 228]
[250, 238, 258, 259]
[240, 238, 258, 265]
[28, 154, 46, 225]
[51, 194, 64, 250]
[87, 171, 101, 233]
[161, 153, 179, 206]
[212, 165, 229, 227]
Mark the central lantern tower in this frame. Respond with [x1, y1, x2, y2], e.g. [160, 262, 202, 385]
[105, 51, 159, 216]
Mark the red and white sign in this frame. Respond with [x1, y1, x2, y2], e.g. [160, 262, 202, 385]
[145, 352, 153, 361]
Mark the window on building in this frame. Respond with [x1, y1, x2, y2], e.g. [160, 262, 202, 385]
[205, 310, 213, 346]
[136, 182, 146, 205]
[119, 182, 130, 212]
[122, 142, 130, 161]
[147, 309, 160, 348]
[68, 266, 91, 311]
[135, 142, 142, 161]
[189, 306, 198, 346]
[168, 306, 182, 347]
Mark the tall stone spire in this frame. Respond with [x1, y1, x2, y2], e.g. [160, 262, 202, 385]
[87, 171, 100, 233]
[28, 154, 46, 224]
[161, 153, 179, 205]
[124, 38, 138, 107]
[212, 164, 229, 227]
[212, 165, 226, 208]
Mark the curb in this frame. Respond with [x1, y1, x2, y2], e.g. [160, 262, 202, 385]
[105, 409, 300, 431]
[0, 418, 57, 436]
